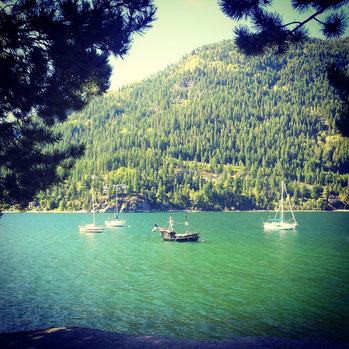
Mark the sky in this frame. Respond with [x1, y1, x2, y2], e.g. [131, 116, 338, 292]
[109, 0, 349, 91]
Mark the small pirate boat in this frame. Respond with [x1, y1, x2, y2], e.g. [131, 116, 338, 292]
[152, 215, 200, 242]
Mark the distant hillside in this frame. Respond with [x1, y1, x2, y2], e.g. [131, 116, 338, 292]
[26, 38, 349, 212]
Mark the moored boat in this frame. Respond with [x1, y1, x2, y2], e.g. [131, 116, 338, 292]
[153, 215, 200, 242]
[79, 223, 104, 233]
[79, 181, 104, 233]
[105, 185, 126, 228]
[105, 218, 126, 228]
[264, 181, 298, 231]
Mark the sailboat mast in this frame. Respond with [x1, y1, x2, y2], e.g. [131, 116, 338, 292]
[115, 186, 118, 219]
[91, 175, 96, 225]
[285, 184, 297, 224]
[281, 181, 284, 222]
[169, 215, 174, 231]
[92, 190, 96, 225]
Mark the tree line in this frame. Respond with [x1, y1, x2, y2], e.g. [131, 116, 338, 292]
[6, 38, 348, 212]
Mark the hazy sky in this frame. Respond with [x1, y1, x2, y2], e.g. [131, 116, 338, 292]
[109, 0, 349, 91]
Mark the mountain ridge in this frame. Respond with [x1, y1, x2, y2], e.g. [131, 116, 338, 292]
[20, 38, 349, 212]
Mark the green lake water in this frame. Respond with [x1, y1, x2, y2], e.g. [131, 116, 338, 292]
[0, 211, 348, 342]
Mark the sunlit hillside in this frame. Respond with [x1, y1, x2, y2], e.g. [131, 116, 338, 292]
[31, 38, 349, 212]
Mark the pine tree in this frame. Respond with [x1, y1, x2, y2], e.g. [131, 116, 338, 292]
[0, 0, 156, 209]
[218, 0, 348, 55]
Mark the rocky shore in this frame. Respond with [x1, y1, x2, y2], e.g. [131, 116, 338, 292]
[0, 327, 347, 349]
[100, 194, 152, 213]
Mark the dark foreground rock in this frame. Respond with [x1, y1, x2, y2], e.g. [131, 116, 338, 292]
[0, 327, 347, 349]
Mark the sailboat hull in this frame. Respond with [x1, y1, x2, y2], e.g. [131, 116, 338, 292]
[79, 224, 104, 233]
[264, 222, 297, 231]
[105, 219, 126, 227]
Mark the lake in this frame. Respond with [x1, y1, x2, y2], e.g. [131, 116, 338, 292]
[0, 211, 348, 342]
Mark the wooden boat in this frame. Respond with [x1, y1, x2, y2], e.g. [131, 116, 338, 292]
[152, 215, 200, 242]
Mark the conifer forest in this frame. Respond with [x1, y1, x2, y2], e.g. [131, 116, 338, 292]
[20, 38, 349, 212]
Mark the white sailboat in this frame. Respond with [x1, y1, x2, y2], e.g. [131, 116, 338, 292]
[79, 187, 104, 233]
[264, 181, 298, 231]
[105, 185, 126, 228]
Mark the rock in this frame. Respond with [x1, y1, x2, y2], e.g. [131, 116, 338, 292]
[101, 194, 151, 213]
[121, 194, 151, 212]
[0, 327, 346, 349]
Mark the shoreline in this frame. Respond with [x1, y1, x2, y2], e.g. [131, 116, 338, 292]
[2, 209, 349, 214]
[0, 327, 347, 349]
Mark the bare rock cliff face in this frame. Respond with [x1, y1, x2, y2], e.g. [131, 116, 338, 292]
[103, 194, 151, 213]
[120, 195, 151, 212]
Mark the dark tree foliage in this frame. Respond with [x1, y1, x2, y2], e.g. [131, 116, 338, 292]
[218, 0, 349, 137]
[327, 63, 349, 136]
[0, 0, 156, 208]
[218, 0, 348, 55]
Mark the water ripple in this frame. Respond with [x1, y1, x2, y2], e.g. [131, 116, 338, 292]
[0, 212, 349, 342]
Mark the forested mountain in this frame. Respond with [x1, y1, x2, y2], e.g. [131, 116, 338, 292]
[24, 38, 349, 211]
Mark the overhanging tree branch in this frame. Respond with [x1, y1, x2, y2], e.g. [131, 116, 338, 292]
[219, 0, 349, 55]
[218, 0, 349, 136]
[0, 0, 156, 209]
